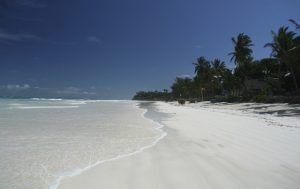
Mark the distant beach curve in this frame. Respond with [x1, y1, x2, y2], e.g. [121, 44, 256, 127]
[58, 101, 300, 189]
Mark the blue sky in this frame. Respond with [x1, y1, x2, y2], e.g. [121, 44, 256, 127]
[0, 0, 299, 99]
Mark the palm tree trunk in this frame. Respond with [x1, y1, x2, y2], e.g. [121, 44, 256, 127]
[290, 66, 299, 93]
[278, 62, 281, 79]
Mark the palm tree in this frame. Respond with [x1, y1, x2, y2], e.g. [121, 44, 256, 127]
[229, 33, 253, 67]
[211, 59, 226, 95]
[264, 26, 300, 92]
[289, 19, 300, 31]
[193, 56, 211, 82]
[193, 56, 212, 98]
[171, 77, 194, 99]
[211, 59, 226, 76]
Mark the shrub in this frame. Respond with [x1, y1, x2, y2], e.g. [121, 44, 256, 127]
[178, 99, 186, 105]
[252, 95, 267, 103]
[287, 96, 300, 104]
[189, 99, 196, 103]
[226, 95, 243, 102]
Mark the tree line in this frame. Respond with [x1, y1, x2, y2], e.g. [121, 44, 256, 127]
[133, 19, 300, 103]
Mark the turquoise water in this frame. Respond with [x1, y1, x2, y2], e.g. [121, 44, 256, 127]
[0, 99, 160, 189]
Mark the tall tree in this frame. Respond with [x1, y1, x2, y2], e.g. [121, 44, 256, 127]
[289, 19, 300, 31]
[193, 56, 213, 97]
[171, 77, 194, 99]
[210, 59, 226, 95]
[264, 26, 300, 92]
[193, 56, 211, 83]
[229, 33, 253, 67]
[211, 59, 226, 76]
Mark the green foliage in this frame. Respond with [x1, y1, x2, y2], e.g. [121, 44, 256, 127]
[211, 95, 243, 103]
[259, 58, 279, 78]
[171, 77, 195, 99]
[132, 90, 172, 101]
[229, 33, 253, 67]
[288, 96, 300, 104]
[289, 19, 300, 30]
[264, 26, 300, 92]
[133, 19, 300, 104]
[252, 95, 268, 103]
[193, 57, 211, 84]
[264, 27, 299, 60]
[192, 57, 232, 98]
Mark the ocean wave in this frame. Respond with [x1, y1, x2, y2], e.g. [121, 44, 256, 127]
[9, 106, 79, 109]
[31, 98, 64, 101]
[49, 102, 167, 189]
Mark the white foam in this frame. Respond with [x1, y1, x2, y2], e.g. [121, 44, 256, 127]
[10, 106, 80, 109]
[49, 102, 167, 189]
[31, 98, 64, 101]
[65, 100, 88, 105]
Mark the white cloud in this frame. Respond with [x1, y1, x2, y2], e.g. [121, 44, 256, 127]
[87, 36, 100, 43]
[0, 29, 41, 42]
[56, 87, 96, 95]
[24, 84, 30, 89]
[0, 28, 78, 46]
[67, 87, 80, 91]
[194, 45, 203, 49]
[6, 84, 31, 90]
[0, 30, 22, 41]
[178, 74, 194, 78]
[83, 91, 96, 95]
[56, 87, 79, 94]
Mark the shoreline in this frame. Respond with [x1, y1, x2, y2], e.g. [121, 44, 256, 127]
[58, 101, 300, 189]
[50, 101, 167, 189]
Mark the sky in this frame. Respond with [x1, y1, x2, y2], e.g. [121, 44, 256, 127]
[0, 0, 299, 99]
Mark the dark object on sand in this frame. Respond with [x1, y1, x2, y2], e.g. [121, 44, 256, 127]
[189, 99, 196, 103]
[178, 99, 186, 105]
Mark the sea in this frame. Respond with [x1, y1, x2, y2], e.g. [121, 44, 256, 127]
[0, 98, 165, 189]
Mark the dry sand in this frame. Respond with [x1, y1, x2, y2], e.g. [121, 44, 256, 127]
[58, 102, 300, 189]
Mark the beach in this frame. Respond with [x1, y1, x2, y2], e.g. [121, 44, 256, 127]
[0, 99, 162, 189]
[58, 101, 300, 189]
[2, 1, 300, 189]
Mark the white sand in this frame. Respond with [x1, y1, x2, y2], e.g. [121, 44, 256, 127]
[58, 102, 300, 189]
